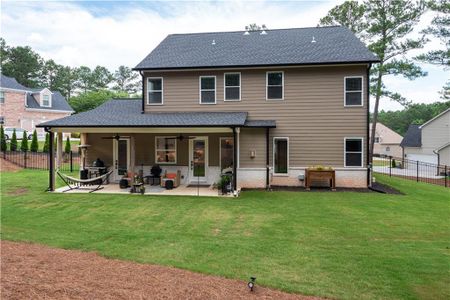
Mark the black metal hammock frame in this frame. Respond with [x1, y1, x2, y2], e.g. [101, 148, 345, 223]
[57, 170, 113, 193]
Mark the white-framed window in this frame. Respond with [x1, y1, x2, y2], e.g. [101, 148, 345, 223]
[273, 137, 289, 175]
[224, 73, 241, 101]
[155, 136, 177, 164]
[199, 76, 216, 104]
[147, 77, 163, 105]
[41, 94, 51, 107]
[344, 76, 363, 106]
[0, 91, 5, 104]
[386, 146, 390, 152]
[374, 137, 380, 143]
[266, 71, 284, 100]
[344, 137, 363, 167]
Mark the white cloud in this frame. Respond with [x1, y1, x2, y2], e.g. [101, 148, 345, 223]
[1, 0, 447, 111]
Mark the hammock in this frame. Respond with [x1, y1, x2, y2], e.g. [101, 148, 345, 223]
[57, 170, 113, 193]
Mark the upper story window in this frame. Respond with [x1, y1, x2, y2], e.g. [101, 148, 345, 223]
[0, 91, 4, 104]
[374, 137, 380, 143]
[344, 137, 363, 167]
[266, 71, 284, 100]
[147, 77, 163, 105]
[224, 73, 241, 101]
[344, 77, 363, 106]
[41, 94, 51, 107]
[200, 76, 216, 104]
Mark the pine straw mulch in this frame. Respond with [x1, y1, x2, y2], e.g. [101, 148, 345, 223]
[0, 158, 22, 172]
[1, 241, 322, 300]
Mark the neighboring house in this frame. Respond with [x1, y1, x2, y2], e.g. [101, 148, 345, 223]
[0, 74, 73, 138]
[38, 26, 379, 191]
[370, 123, 403, 157]
[401, 108, 450, 166]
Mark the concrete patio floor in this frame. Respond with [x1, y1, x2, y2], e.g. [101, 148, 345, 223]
[54, 183, 223, 197]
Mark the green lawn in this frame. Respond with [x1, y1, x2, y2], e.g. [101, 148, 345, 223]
[1, 170, 449, 299]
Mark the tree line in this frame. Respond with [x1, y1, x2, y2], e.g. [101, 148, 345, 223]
[1, 38, 140, 113]
[319, 0, 449, 161]
[375, 100, 450, 135]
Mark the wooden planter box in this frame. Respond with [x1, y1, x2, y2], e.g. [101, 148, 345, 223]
[305, 169, 336, 191]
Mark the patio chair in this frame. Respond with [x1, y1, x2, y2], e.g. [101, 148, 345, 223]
[57, 170, 113, 193]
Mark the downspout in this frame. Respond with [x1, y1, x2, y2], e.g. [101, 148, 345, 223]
[140, 71, 145, 114]
[366, 63, 372, 187]
[232, 127, 238, 194]
[433, 149, 440, 175]
[266, 127, 270, 190]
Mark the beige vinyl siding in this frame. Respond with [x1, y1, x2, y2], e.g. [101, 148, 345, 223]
[143, 65, 368, 168]
[421, 110, 450, 155]
[85, 133, 231, 168]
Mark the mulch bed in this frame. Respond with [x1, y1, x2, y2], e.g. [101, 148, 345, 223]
[1, 241, 321, 300]
[243, 183, 403, 194]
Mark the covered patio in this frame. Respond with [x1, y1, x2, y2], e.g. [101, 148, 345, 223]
[37, 100, 275, 196]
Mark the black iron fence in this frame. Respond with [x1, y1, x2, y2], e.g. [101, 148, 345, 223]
[372, 155, 449, 188]
[2, 150, 80, 172]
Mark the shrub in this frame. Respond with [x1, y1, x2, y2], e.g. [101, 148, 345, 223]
[10, 129, 17, 151]
[42, 133, 49, 153]
[30, 130, 39, 152]
[0, 125, 6, 152]
[64, 136, 71, 154]
[392, 159, 396, 168]
[20, 130, 28, 152]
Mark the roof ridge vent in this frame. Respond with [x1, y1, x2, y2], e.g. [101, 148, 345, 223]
[311, 36, 316, 43]
[243, 26, 250, 35]
[211, 39, 216, 45]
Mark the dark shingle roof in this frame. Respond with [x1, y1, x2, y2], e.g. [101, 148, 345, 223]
[37, 99, 252, 128]
[1, 74, 73, 112]
[400, 125, 421, 147]
[135, 26, 379, 70]
[26, 92, 73, 111]
[244, 120, 276, 128]
[0, 74, 30, 90]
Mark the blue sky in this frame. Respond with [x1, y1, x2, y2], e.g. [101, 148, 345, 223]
[1, 0, 448, 111]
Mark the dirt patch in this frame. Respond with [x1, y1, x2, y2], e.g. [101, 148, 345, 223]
[6, 187, 29, 196]
[0, 158, 22, 172]
[1, 240, 321, 300]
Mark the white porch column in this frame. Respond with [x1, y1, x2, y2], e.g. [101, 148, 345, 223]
[56, 132, 63, 169]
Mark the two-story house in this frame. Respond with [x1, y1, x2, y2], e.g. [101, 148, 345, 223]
[370, 123, 403, 158]
[38, 26, 379, 191]
[0, 74, 73, 138]
[401, 108, 450, 166]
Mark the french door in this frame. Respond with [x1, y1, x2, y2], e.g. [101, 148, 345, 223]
[113, 138, 130, 181]
[189, 137, 208, 183]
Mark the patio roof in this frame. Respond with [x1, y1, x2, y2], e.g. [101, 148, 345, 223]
[37, 99, 276, 129]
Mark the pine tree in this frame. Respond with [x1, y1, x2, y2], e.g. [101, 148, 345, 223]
[30, 129, 39, 152]
[10, 129, 17, 151]
[64, 136, 71, 154]
[0, 125, 7, 152]
[42, 132, 49, 153]
[20, 130, 28, 152]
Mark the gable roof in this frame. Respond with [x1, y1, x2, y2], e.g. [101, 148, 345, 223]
[0, 74, 30, 90]
[37, 99, 274, 128]
[135, 26, 379, 70]
[419, 108, 450, 128]
[400, 125, 422, 148]
[0, 74, 73, 112]
[369, 123, 403, 144]
[26, 92, 73, 111]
